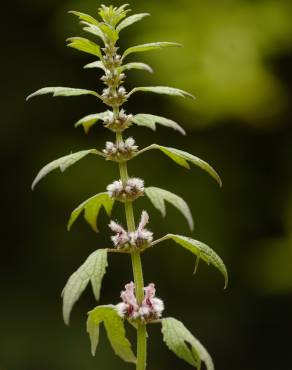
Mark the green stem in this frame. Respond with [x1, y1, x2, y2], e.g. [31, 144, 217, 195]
[116, 132, 147, 370]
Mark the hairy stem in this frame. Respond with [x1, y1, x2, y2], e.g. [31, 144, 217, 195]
[116, 132, 147, 370]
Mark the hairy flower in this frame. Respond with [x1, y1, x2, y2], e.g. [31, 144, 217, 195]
[103, 109, 133, 132]
[103, 137, 138, 161]
[129, 211, 153, 247]
[107, 177, 144, 201]
[116, 282, 164, 321]
[108, 220, 129, 247]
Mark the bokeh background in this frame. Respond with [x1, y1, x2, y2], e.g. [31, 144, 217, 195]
[2, 0, 292, 369]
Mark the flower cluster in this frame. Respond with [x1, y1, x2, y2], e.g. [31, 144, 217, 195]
[107, 177, 144, 202]
[116, 282, 164, 322]
[109, 211, 153, 249]
[103, 137, 138, 161]
[102, 86, 127, 106]
[103, 109, 133, 132]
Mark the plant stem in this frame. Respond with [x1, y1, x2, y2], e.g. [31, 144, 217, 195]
[116, 132, 147, 370]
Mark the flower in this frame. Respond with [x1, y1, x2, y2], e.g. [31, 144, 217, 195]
[108, 220, 129, 247]
[107, 177, 144, 201]
[129, 211, 153, 247]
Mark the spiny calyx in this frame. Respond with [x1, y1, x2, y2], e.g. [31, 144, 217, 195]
[107, 178, 144, 202]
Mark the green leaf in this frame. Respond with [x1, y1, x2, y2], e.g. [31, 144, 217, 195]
[137, 144, 222, 186]
[26, 87, 100, 101]
[68, 10, 100, 26]
[122, 42, 182, 59]
[81, 22, 106, 43]
[161, 317, 214, 370]
[145, 187, 194, 230]
[31, 149, 98, 190]
[84, 61, 106, 71]
[67, 37, 102, 58]
[98, 23, 119, 43]
[87, 305, 136, 363]
[75, 111, 110, 133]
[99, 4, 130, 27]
[62, 249, 108, 325]
[154, 234, 228, 288]
[119, 62, 153, 74]
[132, 114, 185, 135]
[116, 13, 150, 32]
[68, 192, 115, 232]
[127, 86, 195, 100]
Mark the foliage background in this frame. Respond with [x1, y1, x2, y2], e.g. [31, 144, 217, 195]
[1, 0, 292, 369]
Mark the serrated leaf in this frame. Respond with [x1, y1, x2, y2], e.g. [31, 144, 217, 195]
[137, 144, 222, 186]
[26, 87, 100, 101]
[161, 317, 214, 370]
[84, 61, 106, 71]
[69, 10, 100, 26]
[81, 22, 106, 43]
[68, 192, 115, 232]
[116, 13, 150, 32]
[87, 305, 136, 363]
[132, 114, 185, 135]
[122, 42, 181, 59]
[119, 62, 153, 74]
[75, 111, 110, 133]
[145, 187, 193, 230]
[67, 37, 102, 58]
[154, 234, 228, 288]
[31, 149, 98, 190]
[62, 249, 108, 325]
[127, 86, 195, 100]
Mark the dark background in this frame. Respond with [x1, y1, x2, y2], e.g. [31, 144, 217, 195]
[1, 0, 292, 369]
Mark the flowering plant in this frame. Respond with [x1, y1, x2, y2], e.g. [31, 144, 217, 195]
[27, 4, 228, 370]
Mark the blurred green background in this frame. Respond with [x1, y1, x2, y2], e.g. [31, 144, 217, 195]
[2, 0, 292, 369]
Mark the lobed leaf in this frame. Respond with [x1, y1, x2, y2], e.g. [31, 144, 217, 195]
[62, 249, 108, 325]
[145, 187, 193, 230]
[116, 13, 150, 32]
[137, 144, 222, 186]
[119, 62, 153, 74]
[31, 149, 98, 190]
[68, 10, 100, 26]
[154, 234, 228, 288]
[67, 192, 115, 232]
[87, 305, 136, 362]
[26, 87, 100, 101]
[67, 37, 102, 58]
[127, 86, 195, 100]
[132, 114, 185, 135]
[75, 111, 110, 134]
[122, 42, 182, 59]
[161, 317, 214, 370]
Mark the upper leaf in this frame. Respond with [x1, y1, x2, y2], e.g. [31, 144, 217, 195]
[67, 37, 102, 58]
[145, 187, 194, 230]
[84, 61, 106, 71]
[81, 22, 106, 43]
[161, 317, 214, 370]
[127, 86, 195, 100]
[26, 87, 100, 101]
[31, 149, 98, 190]
[132, 114, 185, 135]
[87, 305, 136, 363]
[68, 192, 115, 232]
[99, 4, 130, 27]
[116, 13, 150, 32]
[75, 111, 110, 133]
[122, 42, 181, 59]
[137, 144, 222, 186]
[119, 62, 153, 74]
[62, 249, 108, 325]
[154, 234, 228, 288]
[68, 10, 100, 26]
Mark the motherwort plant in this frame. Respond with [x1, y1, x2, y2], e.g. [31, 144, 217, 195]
[27, 4, 228, 370]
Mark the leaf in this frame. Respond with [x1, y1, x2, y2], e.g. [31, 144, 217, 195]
[68, 192, 115, 232]
[122, 42, 182, 59]
[62, 249, 108, 325]
[137, 144, 222, 186]
[98, 23, 119, 43]
[68, 10, 100, 26]
[87, 305, 136, 363]
[26, 87, 99, 101]
[67, 37, 102, 58]
[116, 13, 150, 32]
[81, 22, 106, 43]
[132, 114, 185, 135]
[127, 86, 195, 100]
[119, 62, 153, 74]
[145, 187, 194, 230]
[154, 234, 228, 288]
[31, 149, 98, 190]
[84, 61, 106, 71]
[161, 317, 214, 370]
[75, 111, 110, 134]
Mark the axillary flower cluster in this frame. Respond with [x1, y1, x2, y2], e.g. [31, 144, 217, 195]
[27, 4, 228, 370]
